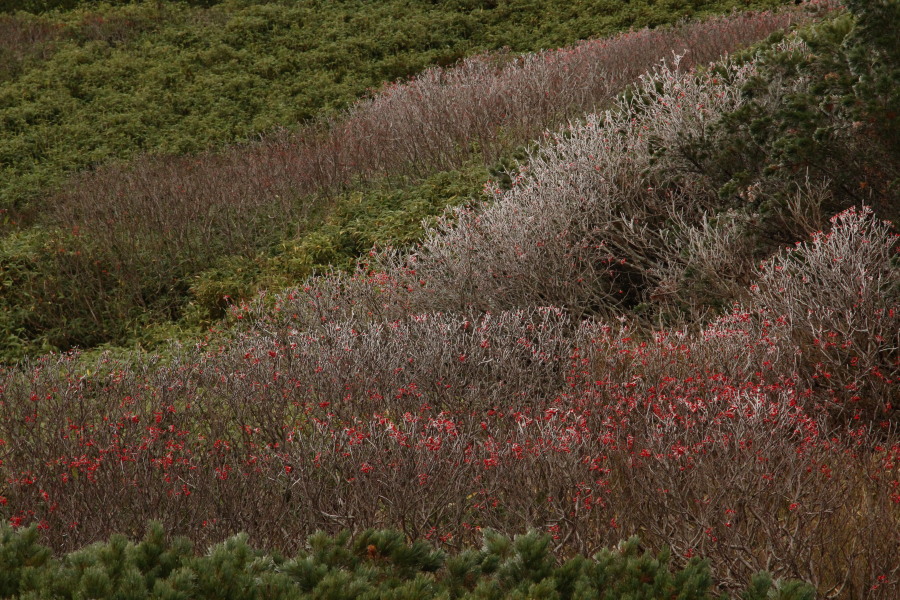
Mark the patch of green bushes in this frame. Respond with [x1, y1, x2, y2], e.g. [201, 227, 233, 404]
[0, 0, 789, 214]
[0, 163, 488, 359]
[0, 523, 815, 599]
[629, 6, 900, 325]
[186, 164, 492, 321]
[680, 4, 899, 228]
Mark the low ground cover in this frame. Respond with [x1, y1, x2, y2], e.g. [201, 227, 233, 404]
[0, 525, 816, 599]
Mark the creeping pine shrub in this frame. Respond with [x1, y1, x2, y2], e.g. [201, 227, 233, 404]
[843, 0, 900, 158]
[0, 523, 814, 600]
[0, 522, 53, 596]
[674, 8, 900, 239]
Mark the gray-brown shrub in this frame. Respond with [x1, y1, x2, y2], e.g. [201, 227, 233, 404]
[42, 8, 808, 340]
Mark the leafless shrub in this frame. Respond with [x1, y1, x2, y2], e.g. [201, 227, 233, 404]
[777, 176, 832, 241]
[0, 259, 896, 598]
[646, 210, 758, 318]
[749, 205, 899, 425]
[376, 49, 785, 319]
[597, 375, 898, 599]
[46, 7, 807, 309]
[0, 307, 587, 551]
[240, 269, 419, 335]
[332, 8, 806, 177]
[0, 14, 60, 77]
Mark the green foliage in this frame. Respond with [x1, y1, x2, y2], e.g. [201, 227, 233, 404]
[0, 0, 788, 213]
[0, 160, 487, 361]
[844, 0, 900, 156]
[266, 164, 490, 276]
[0, 224, 192, 358]
[101, 163, 489, 337]
[667, 8, 899, 261]
[350, 529, 445, 577]
[0, 525, 54, 597]
[741, 572, 816, 600]
[11, 524, 194, 600]
[0, 524, 815, 599]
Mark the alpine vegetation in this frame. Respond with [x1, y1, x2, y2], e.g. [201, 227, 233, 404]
[0, 2, 896, 599]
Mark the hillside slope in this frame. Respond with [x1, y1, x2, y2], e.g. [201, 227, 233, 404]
[0, 0, 801, 360]
[0, 3, 897, 598]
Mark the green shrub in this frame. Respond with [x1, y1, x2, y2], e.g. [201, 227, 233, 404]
[678, 8, 899, 236]
[0, 0, 791, 214]
[844, 0, 900, 158]
[0, 524, 54, 597]
[0, 523, 816, 599]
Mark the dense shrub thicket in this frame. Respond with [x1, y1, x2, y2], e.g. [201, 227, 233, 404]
[0, 0, 897, 597]
[0, 209, 894, 597]
[0, 0, 792, 213]
[1, 9, 897, 595]
[0, 4, 808, 360]
[376, 30, 899, 324]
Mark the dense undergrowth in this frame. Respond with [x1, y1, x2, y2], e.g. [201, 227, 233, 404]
[0, 0, 790, 213]
[0, 1, 898, 598]
[0, 0, 805, 360]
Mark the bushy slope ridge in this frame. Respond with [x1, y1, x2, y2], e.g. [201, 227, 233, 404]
[1, 5, 897, 595]
[0, 0, 791, 213]
[0, 4, 805, 359]
[376, 26, 899, 322]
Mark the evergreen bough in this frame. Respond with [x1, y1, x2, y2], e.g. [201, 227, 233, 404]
[0, 522, 816, 599]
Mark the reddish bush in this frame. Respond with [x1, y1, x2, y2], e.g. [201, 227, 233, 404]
[0, 270, 896, 598]
[749, 206, 899, 426]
